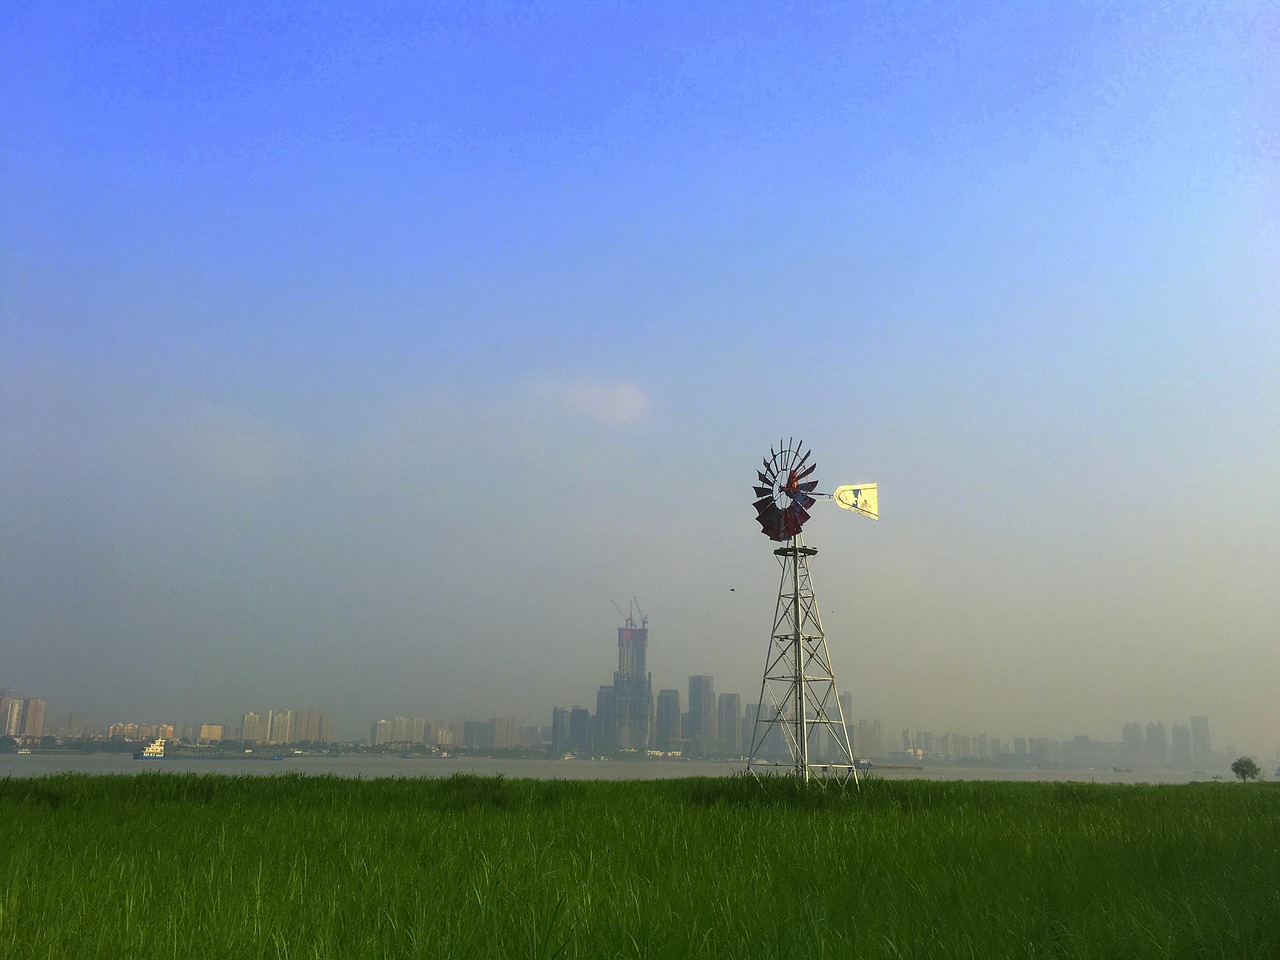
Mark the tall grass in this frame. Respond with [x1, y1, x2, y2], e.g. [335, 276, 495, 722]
[1, 773, 1276, 958]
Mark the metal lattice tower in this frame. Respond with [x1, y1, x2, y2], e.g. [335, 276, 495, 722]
[747, 438, 877, 783]
[748, 535, 857, 783]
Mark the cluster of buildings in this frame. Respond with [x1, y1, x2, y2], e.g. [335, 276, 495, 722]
[367, 716, 543, 750]
[899, 715, 1229, 770]
[4, 632, 1245, 771]
[98, 709, 336, 746]
[543, 613, 882, 761]
[1, 694, 47, 739]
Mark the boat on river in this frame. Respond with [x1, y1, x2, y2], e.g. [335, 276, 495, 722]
[134, 737, 167, 759]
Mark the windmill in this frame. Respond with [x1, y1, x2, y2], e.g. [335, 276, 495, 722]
[748, 438, 878, 782]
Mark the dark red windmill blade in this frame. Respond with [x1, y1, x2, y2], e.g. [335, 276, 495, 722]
[753, 439, 818, 542]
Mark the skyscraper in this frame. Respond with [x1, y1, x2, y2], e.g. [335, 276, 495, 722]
[551, 707, 571, 754]
[595, 685, 616, 753]
[612, 613, 652, 751]
[655, 689, 681, 751]
[718, 693, 742, 754]
[688, 676, 715, 743]
[569, 706, 591, 754]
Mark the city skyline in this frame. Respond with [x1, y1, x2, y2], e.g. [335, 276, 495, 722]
[3, 6, 1275, 756]
[3, 613, 1262, 761]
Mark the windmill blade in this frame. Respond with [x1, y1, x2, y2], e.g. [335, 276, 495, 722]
[797, 462, 816, 481]
[753, 485, 772, 499]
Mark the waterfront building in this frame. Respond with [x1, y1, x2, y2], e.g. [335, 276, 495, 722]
[612, 614, 652, 752]
[569, 706, 590, 754]
[687, 676, 715, 743]
[0, 697, 22, 737]
[718, 693, 742, 755]
[370, 719, 392, 745]
[463, 719, 490, 749]
[20, 698, 46, 738]
[295, 708, 326, 743]
[655, 689, 681, 751]
[551, 707, 571, 753]
[268, 709, 294, 744]
[242, 711, 267, 742]
[490, 716, 518, 749]
[199, 723, 223, 742]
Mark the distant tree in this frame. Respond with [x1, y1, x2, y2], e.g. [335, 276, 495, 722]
[0, 736, 16, 754]
[1231, 756, 1261, 782]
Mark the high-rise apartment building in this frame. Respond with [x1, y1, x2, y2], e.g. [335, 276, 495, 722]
[268, 709, 294, 744]
[688, 676, 715, 743]
[655, 689, 681, 751]
[242, 712, 267, 742]
[20, 699, 46, 738]
[490, 717, 518, 750]
[295, 708, 324, 743]
[612, 614, 652, 752]
[0, 697, 22, 737]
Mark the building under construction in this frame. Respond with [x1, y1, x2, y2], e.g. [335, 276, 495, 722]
[607, 606, 652, 752]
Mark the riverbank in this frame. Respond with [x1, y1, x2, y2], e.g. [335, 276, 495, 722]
[2, 773, 1276, 959]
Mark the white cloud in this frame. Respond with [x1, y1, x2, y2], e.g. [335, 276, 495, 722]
[561, 380, 652, 426]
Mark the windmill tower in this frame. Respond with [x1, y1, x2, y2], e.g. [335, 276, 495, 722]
[748, 438, 878, 782]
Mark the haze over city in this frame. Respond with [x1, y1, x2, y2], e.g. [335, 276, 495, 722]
[2, 4, 1275, 755]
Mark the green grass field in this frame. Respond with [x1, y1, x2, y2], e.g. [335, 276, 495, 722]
[1, 773, 1276, 959]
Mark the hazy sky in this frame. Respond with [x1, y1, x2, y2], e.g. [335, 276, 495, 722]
[2, 3, 1276, 751]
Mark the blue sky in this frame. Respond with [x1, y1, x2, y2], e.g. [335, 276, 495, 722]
[2, 2, 1276, 751]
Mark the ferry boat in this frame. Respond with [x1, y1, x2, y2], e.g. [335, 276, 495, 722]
[134, 737, 167, 759]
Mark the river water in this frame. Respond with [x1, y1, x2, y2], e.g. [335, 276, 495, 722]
[0, 752, 1218, 784]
